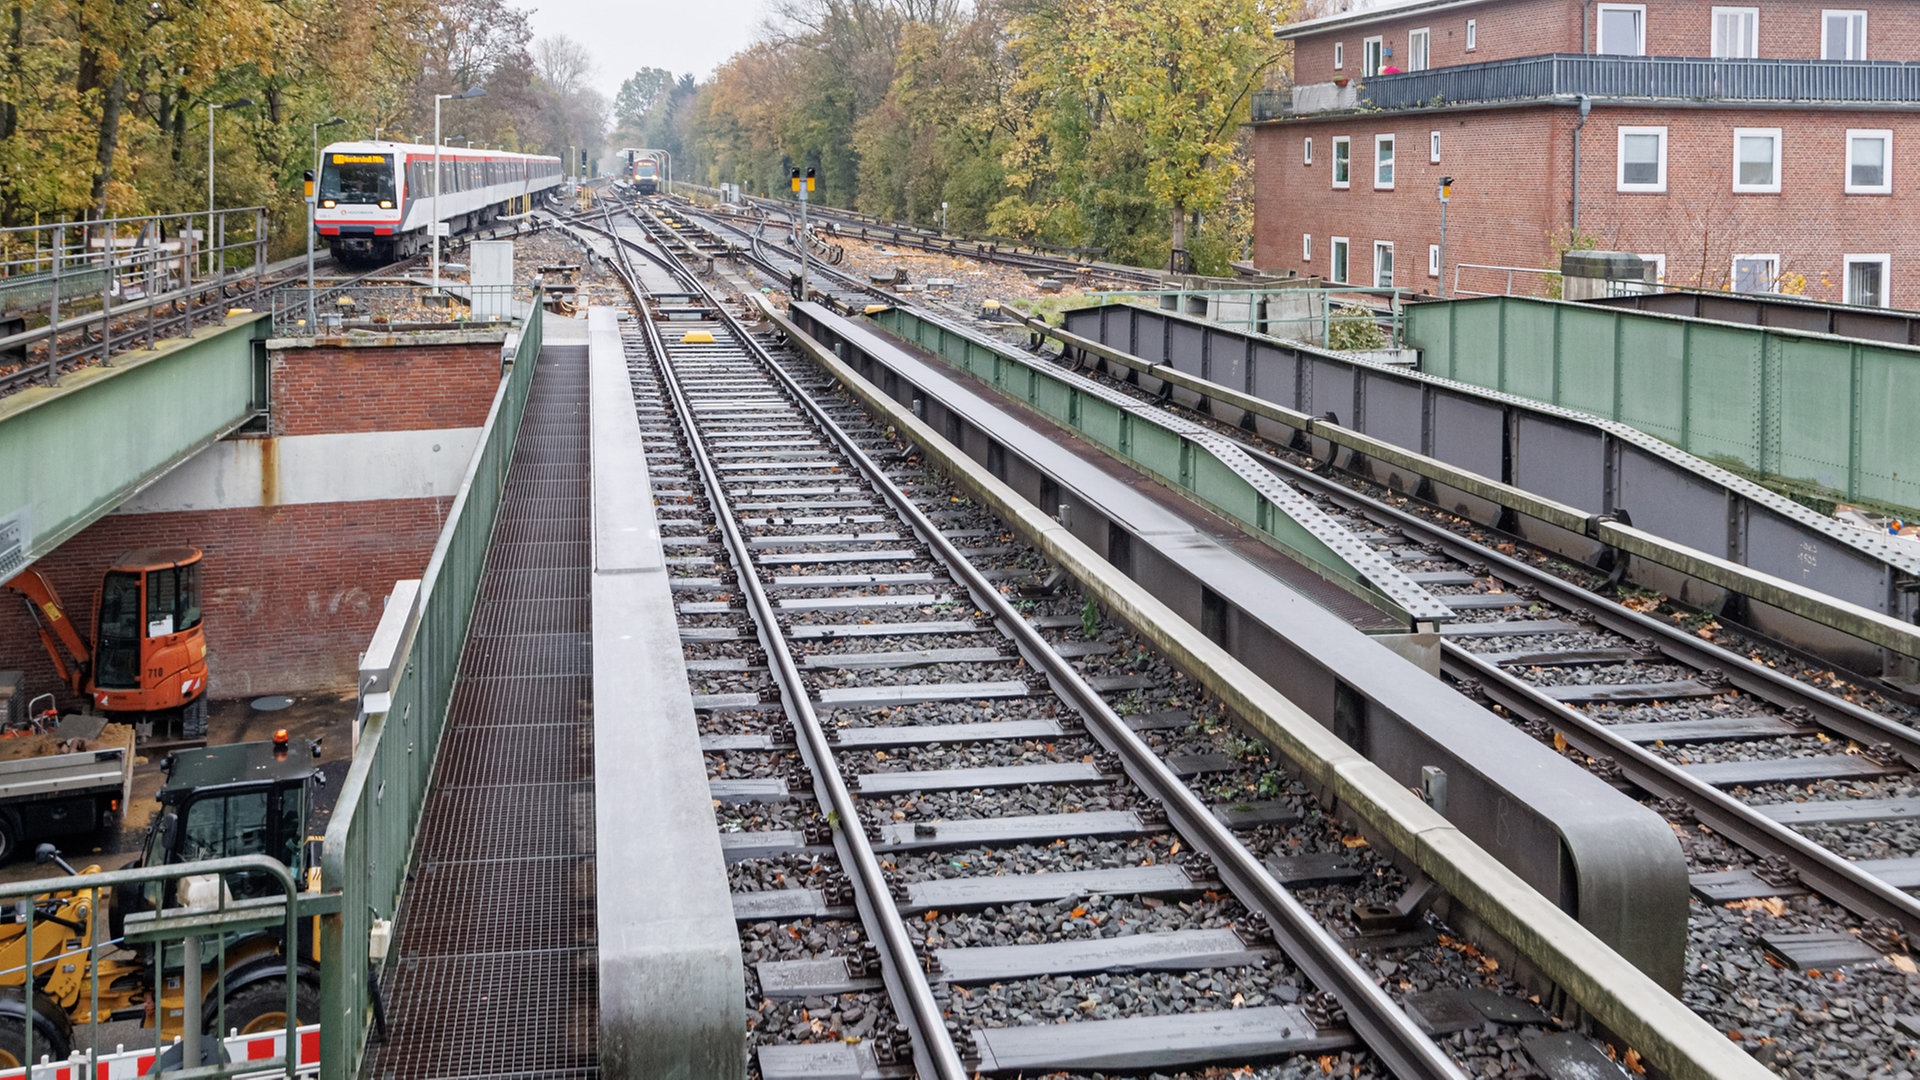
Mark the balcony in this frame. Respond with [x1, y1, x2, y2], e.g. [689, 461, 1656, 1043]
[1254, 53, 1920, 120]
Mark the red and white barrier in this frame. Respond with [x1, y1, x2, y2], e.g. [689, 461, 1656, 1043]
[0, 1024, 319, 1079]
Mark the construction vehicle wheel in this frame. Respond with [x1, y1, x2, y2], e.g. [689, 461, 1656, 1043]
[0, 812, 21, 865]
[217, 976, 319, 1037]
[0, 987, 73, 1067]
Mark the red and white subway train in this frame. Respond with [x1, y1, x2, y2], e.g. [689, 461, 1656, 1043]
[314, 141, 563, 264]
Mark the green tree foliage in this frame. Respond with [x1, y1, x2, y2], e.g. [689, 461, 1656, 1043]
[0, 0, 606, 255]
[684, 0, 1294, 273]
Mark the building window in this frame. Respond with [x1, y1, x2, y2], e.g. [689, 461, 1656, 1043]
[1363, 36, 1384, 76]
[1638, 253, 1667, 286]
[1844, 255, 1889, 307]
[1428, 244, 1441, 278]
[1731, 254, 1779, 294]
[1732, 128, 1781, 193]
[1846, 129, 1891, 194]
[1374, 242, 1395, 288]
[1408, 28, 1431, 71]
[1332, 136, 1351, 188]
[1597, 4, 1645, 55]
[1618, 126, 1667, 192]
[1430, 131, 1441, 162]
[1303, 234, 1313, 262]
[1334, 41, 1345, 69]
[1375, 134, 1395, 189]
[1331, 237, 1350, 284]
[1304, 137, 1313, 165]
[1711, 7, 1759, 58]
[1823, 10, 1866, 60]
[1466, 18, 1477, 51]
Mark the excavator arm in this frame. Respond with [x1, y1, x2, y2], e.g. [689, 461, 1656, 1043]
[3, 569, 89, 694]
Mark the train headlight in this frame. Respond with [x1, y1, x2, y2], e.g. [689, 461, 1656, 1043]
[320, 199, 336, 208]
[378, 200, 392, 209]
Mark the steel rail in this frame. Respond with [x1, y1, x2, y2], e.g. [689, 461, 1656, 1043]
[1098, 373, 1920, 941]
[743, 310, 1470, 1080]
[600, 204, 969, 1080]
[607, 201, 1467, 1078]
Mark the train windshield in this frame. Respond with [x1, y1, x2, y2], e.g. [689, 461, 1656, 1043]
[319, 153, 395, 203]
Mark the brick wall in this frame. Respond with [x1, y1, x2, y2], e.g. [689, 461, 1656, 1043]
[1287, 0, 1920, 86]
[1253, 103, 1920, 307]
[270, 341, 501, 436]
[0, 498, 448, 703]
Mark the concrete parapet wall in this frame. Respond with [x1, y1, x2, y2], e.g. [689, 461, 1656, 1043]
[584, 307, 744, 1077]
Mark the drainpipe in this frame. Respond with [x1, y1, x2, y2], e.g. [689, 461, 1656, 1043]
[1572, 94, 1591, 235]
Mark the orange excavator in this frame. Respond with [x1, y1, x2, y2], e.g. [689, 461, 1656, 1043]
[4, 547, 210, 739]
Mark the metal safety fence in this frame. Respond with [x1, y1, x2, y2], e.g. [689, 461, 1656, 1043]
[268, 283, 529, 337]
[0, 210, 269, 394]
[1088, 286, 1411, 351]
[0, 853, 313, 1079]
[317, 297, 543, 1080]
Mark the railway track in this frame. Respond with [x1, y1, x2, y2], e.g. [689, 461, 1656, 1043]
[575, 204, 1632, 1077]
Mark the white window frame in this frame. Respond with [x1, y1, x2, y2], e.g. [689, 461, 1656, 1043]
[1710, 7, 1759, 59]
[1596, 3, 1646, 55]
[1843, 254, 1891, 307]
[1428, 243, 1441, 278]
[1730, 253, 1780, 294]
[1332, 136, 1352, 188]
[1845, 129, 1892, 194]
[1304, 137, 1313, 165]
[1374, 133, 1396, 190]
[1363, 36, 1385, 76]
[1466, 18, 1477, 51]
[1303, 234, 1313, 262]
[1334, 41, 1345, 70]
[1407, 28, 1431, 71]
[1331, 236, 1350, 285]
[1429, 131, 1441, 163]
[1822, 10, 1867, 61]
[1731, 127, 1781, 193]
[1638, 253, 1667, 285]
[1617, 126, 1667, 192]
[1374, 241, 1395, 288]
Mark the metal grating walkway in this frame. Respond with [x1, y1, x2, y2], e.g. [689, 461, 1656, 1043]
[368, 344, 598, 1079]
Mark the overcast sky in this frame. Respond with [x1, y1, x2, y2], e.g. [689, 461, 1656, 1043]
[528, 0, 771, 100]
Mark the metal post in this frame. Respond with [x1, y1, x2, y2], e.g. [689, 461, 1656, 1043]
[207, 104, 216, 280]
[433, 102, 444, 291]
[941, 201, 948, 235]
[798, 181, 810, 302]
[183, 934, 202, 1068]
[1437, 176, 1453, 299]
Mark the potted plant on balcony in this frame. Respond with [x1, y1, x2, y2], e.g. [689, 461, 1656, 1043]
[1333, 76, 1350, 87]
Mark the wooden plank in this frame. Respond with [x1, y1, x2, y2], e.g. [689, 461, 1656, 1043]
[875, 810, 1149, 852]
[933, 929, 1266, 984]
[834, 719, 1064, 748]
[901, 865, 1197, 912]
[971, 1006, 1349, 1073]
[857, 761, 1104, 795]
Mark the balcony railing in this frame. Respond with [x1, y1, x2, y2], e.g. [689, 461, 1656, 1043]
[1254, 53, 1920, 119]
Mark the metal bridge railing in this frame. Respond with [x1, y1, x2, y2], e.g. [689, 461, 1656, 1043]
[1091, 285, 1414, 350]
[1261, 54, 1920, 118]
[0, 209, 269, 395]
[268, 283, 529, 337]
[317, 297, 543, 1080]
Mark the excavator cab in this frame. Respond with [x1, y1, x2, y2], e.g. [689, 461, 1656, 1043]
[4, 546, 210, 738]
[90, 547, 207, 721]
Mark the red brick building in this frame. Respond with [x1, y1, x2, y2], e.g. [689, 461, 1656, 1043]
[1252, 0, 1920, 307]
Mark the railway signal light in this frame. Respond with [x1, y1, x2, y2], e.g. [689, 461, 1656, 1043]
[804, 167, 815, 192]
[790, 168, 801, 193]
[303, 169, 314, 200]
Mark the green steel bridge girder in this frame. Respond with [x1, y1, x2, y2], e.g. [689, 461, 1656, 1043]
[0, 314, 267, 579]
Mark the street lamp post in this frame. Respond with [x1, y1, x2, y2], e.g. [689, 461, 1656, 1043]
[1437, 176, 1454, 298]
[433, 87, 486, 292]
[940, 201, 948, 235]
[206, 97, 253, 277]
[308, 117, 346, 325]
